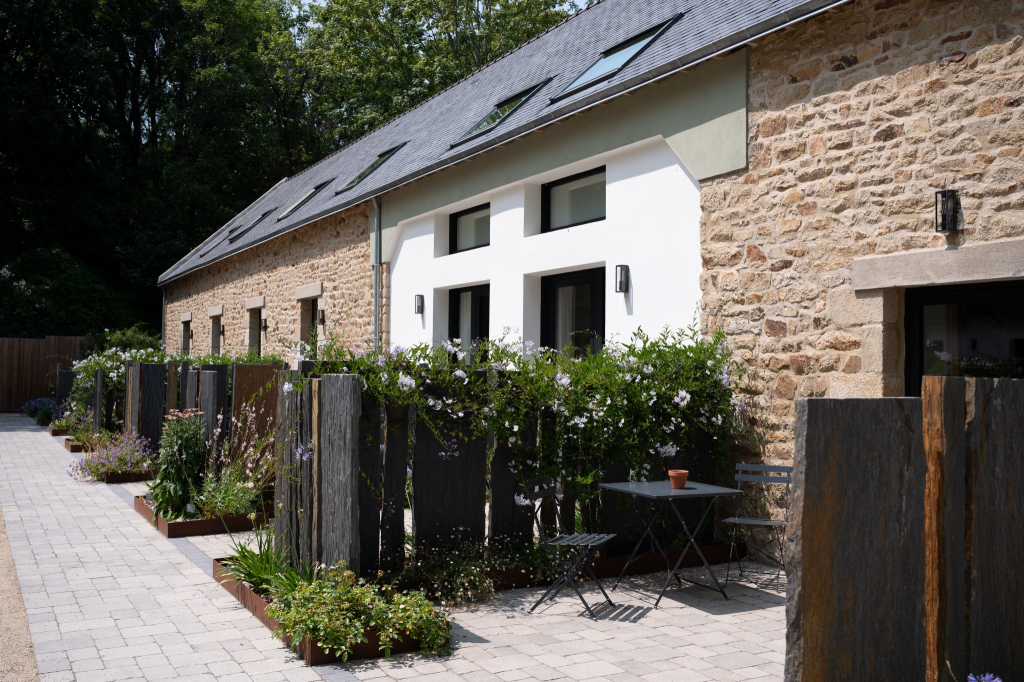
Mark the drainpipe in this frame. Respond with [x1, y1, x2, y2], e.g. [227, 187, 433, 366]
[372, 197, 382, 351]
[159, 286, 166, 350]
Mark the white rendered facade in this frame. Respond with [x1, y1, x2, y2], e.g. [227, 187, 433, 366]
[386, 137, 702, 350]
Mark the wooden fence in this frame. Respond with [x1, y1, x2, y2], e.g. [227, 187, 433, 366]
[0, 335, 93, 411]
[785, 377, 1024, 682]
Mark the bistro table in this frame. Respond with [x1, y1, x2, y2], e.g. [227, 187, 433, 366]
[599, 479, 743, 607]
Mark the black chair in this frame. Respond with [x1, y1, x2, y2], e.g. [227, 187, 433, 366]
[723, 463, 792, 585]
[525, 476, 616, 617]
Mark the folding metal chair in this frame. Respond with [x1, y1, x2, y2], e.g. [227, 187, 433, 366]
[723, 464, 792, 585]
[525, 476, 616, 617]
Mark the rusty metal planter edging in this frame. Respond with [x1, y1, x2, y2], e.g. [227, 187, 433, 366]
[134, 496, 272, 538]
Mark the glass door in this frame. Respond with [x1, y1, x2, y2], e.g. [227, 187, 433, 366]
[541, 267, 605, 355]
[448, 285, 490, 351]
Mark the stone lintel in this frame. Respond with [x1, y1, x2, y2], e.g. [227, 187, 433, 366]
[851, 238, 1024, 291]
[207, 305, 224, 318]
[295, 282, 323, 300]
[244, 295, 265, 310]
[180, 312, 192, 322]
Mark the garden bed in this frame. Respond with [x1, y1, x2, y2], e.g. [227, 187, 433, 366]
[64, 438, 83, 453]
[49, 426, 69, 437]
[212, 558, 425, 665]
[102, 471, 153, 484]
[36, 417, 51, 427]
[134, 496, 271, 538]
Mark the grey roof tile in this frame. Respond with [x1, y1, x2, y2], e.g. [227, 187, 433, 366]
[160, 0, 848, 284]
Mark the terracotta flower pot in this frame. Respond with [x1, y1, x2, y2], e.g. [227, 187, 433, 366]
[668, 469, 689, 489]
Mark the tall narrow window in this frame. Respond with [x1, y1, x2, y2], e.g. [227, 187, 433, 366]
[542, 167, 606, 232]
[448, 285, 490, 352]
[248, 309, 263, 357]
[181, 321, 191, 355]
[210, 316, 222, 355]
[541, 268, 605, 355]
[449, 204, 490, 253]
[555, 16, 680, 100]
[299, 298, 320, 358]
[905, 281, 1024, 395]
[337, 143, 406, 194]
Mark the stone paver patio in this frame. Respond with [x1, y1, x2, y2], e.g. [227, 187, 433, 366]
[0, 414, 785, 681]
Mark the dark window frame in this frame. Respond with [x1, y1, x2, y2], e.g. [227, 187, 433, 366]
[448, 203, 491, 254]
[336, 142, 407, 194]
[550, 14, 682, 103]
[452, 79, 552, 148]
[448, 284, 491, 345]
[541, 166, 607, 233]
[905, 280, 1024, 396]
[540, 267, 605, 355]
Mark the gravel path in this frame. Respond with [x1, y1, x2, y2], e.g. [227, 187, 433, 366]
[0, 452, 41, 682]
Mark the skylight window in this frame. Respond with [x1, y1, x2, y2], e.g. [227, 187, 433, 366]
[458, 80, 549, 143]
[337, 143, 406, 194]
[278, 179, 333, 221]
[228, 208, 275, 244]
[556, 16, 680, 100]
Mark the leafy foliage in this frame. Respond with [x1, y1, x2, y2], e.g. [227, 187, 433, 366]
[68, 431, 157, 482]
[267, 564, 452, 660]
[150, 409, 207, 520]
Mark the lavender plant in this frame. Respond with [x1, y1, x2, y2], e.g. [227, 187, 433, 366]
[68, 430, 157, 482]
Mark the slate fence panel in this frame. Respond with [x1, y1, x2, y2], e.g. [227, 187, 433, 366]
[164, 361, 178, 413]
[200, 364, 229, 443]
[56, 366, 74, 407]
[274, 370, 303, 565]
[232, 364, 280, 441]
[966, 377, 1024, 681]
[178, 361, 190, 410]
[785, 397, 927, 682]
[356, 394, 384, 576]
[91, 368, 104, 432]
[489, 417, 535, 544]
[319, 375, 363, 572]
[184, 370, 200, 410]
[199, 370, 225, 449]
[380, 404, 411, 572]
[412, 416, 487, 547]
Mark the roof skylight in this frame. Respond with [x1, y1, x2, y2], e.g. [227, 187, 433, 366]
[278, 179, 334, 221]
[458, 80, 549, 143]
[228, 208, 275, 244]
[337, 143, 406, 194]
[556, 16, 680, 100]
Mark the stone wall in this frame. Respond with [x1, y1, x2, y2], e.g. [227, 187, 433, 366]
[700, 0, 1024, 460]
[163, 203, 379, 358]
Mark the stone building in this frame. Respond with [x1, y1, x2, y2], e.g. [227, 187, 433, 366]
[160, 0, 1024, 461]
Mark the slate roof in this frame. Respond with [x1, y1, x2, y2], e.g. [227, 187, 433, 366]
[159, 0, 848, 284]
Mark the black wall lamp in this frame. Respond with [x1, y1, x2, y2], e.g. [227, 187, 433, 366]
[318, 309, 326, 326]
[615, 264, 630, 293]
[219, 324, 225, 336]
[935, 189, 959, 232]
[414, 294, 424, 315]
[260, 319, 269, 333]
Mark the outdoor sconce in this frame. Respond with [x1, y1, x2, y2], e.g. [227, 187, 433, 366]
[219, 324, 225, 336]
[935, 189, 959, 232]
[615, 264, 630, 293]
[318, 309, 326, 326]
[188, 329, 194, 340]
[260, 319, 269, 333]
[414, 294, 424, 315]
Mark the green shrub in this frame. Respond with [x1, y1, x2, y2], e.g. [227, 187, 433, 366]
[68, 431, 156, 482]
[199, 462, 265, 519]
[397, 538, 493, 607]
[150, 409, 206, 520]
[268, 564, 451, 660]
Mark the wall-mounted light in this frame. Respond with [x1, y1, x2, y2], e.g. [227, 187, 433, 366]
[615, 264, 630, 293]
[318, 309, 326, 326]
[219, 325, 225, 336]
[188, 329, 194, 340]
[260, 319, 269, 333]
[414, 294, 424, 315]
[935, 189, 959, 232]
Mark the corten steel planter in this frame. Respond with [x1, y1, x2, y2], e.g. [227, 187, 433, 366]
[64, 438, 83, 453]
[102, 471, 153, 484]
[212, 558, 427, 665]
[134, 496, 272, 538]
[49, 427, 69, 437]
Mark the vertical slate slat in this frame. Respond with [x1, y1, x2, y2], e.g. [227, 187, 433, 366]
[199, 370, 220, 450]
[412, 416, 487, 546]
[319, 374, 362, 572]
[297, 380, 315, 567]
[785, 398, 926, 682]
[124, 362, 140, 434]
[357, 394, 383, 575]
[91, 368, 104, 432]
[274, 370, 302, 564]
[185, 370, 200, 409]
[922, 376, 966, 682]
[966, 378, 1024, 680]
[380, 404, 410, 572]
[165, 360, 178, 413]
[55, 366, 74, 406]
[489, 416, 535, 543]
[200, 364, 229, 441]
[138, 363, 165, 450]
[178, 361, 190, 409]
